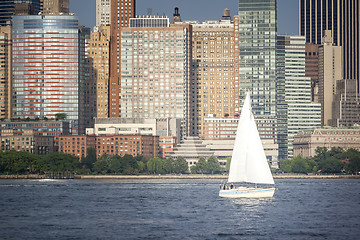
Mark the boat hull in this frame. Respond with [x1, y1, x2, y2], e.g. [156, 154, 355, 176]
[219, 187, 275, 198]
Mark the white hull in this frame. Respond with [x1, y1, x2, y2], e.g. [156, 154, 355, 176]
[219, 187, 275, 198]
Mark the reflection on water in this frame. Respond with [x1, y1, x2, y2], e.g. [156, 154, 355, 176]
[0, 178, 359, 240]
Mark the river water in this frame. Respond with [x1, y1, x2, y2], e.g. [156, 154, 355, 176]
[0, 178, 359, 240]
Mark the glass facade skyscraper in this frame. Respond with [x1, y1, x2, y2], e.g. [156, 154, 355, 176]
[238, 0, 277, 115]
[12, 15, 85, 134]
[0, 0, 41, 26]
[277, 35, 321, 159]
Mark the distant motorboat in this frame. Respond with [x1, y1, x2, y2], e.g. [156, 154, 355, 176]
[219, 92, 275, 198]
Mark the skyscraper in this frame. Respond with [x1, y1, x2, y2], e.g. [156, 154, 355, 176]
[299, 0, 360, 91]
[0, 0, 41, 26]
[12, 15, 85, 134]
[238, 0, 277, 115]
[0, 26, 12, 119]
[191, 9, 239, 138]
[119, 15, 194, 136]
[277, 35, 321, 159]
[40, 0, 69, 14]
[96, 0, 110, 27]
[109, 0, 136, 117]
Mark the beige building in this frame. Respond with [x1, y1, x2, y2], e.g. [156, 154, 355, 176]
[119, 15, 194, 137]
[318, 30, 343, 126]
[41, 0, 69, 14]
[190, 9, 239, 138]
[0, 129, 55, 154]
[293, 128, 360, 158]
[88, 26, 110, 118]
[0, 26, 11, 119]
[96, 0, 110, 27]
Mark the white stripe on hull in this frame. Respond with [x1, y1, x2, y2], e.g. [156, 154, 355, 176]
[219, 187, 275, 198]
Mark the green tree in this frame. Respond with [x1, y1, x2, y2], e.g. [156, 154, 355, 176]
[81, 147, 97, 170]
[344, 148, 360, 173]
[318, 156, 344, 173]
[93, 159, 109, 174]
[109, 155, 122, 174]
[314, 147, 328, 162]
[147, 157, 165, 174]
[55, 113, 67, 120]
[173, 156, 188, 173]
[225, 157, 231, 172]
[194, 157, 207, 173]
[206, 156, 221, 174]
[291, 155, 313, 174]
[279, 158, 292, 173]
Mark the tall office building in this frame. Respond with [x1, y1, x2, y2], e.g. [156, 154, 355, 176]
[238, 0, 277, 115]
[300, 0, 360, 91]
[40, 0, 69, 14]
[88, 26, 110, 118]
[119, 15, 194, 136]
[277, 35, 321, 159]
[318, 30, 343, 126]
[0, 0, 41, 26]
[109, 0, 136, 117]
[191, 9, 239, 138]
[96, 0, 110, 26]
[12, 15, 85, 134]
[305, 43, 320, 102]
[0, 26, 12, 119]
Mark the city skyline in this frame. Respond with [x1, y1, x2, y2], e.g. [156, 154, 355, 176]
[70, 0, 299, 35]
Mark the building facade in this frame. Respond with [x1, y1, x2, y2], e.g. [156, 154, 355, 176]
[12, 15, 86, 134]
[96, 0, 110, 27]
[109, 0, 136, 117]
[0, 0, 41, 26]
[190, 9, 239, 138]
[0, 26, 12, 119]
[318, 30, 343, 126]
[293, 128, 360, 158]
[276, 35, 322, 159]
[330, 79, 360, 128]
[238, 0, 277, 116]
[305, 43, 320, 102]
[299, 0, 360, 91]
[119, 16, 194, 136]
[0, 128, 55, 154]
[88, 26, 110, 118]
[59, 134, 159, 159]
[40, 0, 69, 14]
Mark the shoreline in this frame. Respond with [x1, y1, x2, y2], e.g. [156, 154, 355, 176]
[1, 174, 360, 180]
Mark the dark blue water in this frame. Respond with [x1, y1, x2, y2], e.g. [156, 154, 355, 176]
[0, 178, 360, 240]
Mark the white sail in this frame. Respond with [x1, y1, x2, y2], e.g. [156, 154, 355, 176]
[228, 92, 274, 185]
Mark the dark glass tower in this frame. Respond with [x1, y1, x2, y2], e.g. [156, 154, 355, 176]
[299, 0, 360, 90]
[0, 0, 41, 26]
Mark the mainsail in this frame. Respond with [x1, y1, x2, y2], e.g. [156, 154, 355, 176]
[227, 92, 274, 185]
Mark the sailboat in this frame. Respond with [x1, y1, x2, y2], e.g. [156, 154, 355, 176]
[219, 92, 275, 198]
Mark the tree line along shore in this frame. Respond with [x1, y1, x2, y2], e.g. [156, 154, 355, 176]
[0, 147, 359, 178]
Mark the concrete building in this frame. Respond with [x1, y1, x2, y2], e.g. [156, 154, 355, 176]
[59, 134, 159, 160]
[0, 128, 55, 154]
[86, 117, 181, 157]
[202, 116, 279, 166]
[318, 30, 343, 126]
[305, 43, 320, 102]
[109, 0, 136, 118]
[96, 0, 110, 27]
[40, 0, 69, 14]
[0, 26, 12, 119]
[276, 35, 322, 159]
[300, 0, 360, 92]
[330, 79, 360, 128]
[119, 15, 194, 137]
[88, 26, 110, 118]
[0, 0, 41, 26]
[12, 15, 86, 134]
[293, 128, 360, 158]
[190, 9, 239, 138]
[0, 120, 70, 149]
[238, 0, 277, 116]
